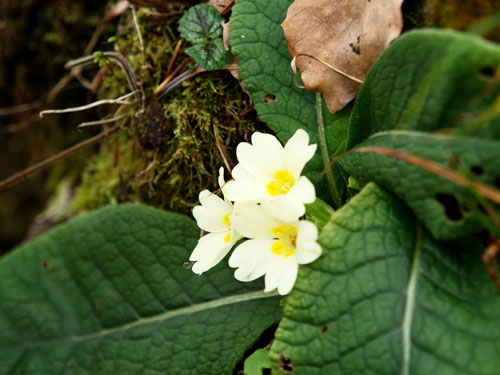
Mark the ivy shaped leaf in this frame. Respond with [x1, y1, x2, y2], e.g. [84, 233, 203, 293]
[178, 4, 230, 70]
[271, 183, 500, 374]
[0, 205, 281, 374]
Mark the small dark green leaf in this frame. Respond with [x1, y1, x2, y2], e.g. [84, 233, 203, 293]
[178, 4, 224, 44]
[346, 29, 500, 150]
[271, 183, 500, 374]
[0, 205, 281, 374]
[185, 39, 230, 70]
[340, 130, 500, 239]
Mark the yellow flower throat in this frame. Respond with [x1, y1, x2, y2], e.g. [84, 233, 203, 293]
[266, 170, 295, 197]
[271, 224, 298, 258]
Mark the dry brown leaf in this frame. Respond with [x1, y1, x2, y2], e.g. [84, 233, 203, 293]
[282, 0, 403, 113]
[208, 0, 233, 13]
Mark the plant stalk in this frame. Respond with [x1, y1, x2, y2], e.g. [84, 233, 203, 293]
[316, 92, 341, 209]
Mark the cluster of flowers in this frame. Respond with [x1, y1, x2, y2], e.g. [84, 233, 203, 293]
[188, 129, 322, 295]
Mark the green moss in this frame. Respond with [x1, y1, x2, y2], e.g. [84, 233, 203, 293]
[72, 8, 266, 215]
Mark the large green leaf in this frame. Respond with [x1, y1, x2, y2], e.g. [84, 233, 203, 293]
[346, 29, 500, 150]
[340, 130, 500, 240]
[230, 0, 350, 206]
[0, 205, 281, 374]
[270, 183, 500, 375]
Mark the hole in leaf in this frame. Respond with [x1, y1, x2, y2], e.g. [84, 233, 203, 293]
[319, 324, 329, 334]
[262, 369, 271, 375]
[494, 177, 500, 189]
[478, 66, 495, 79]
[436, 193, 464, 221]
[470, 165, 485, 176]
[279, 353, 293, 373]
[264, 94, 277, 103]
[475, 202, 488, 216]
[42, 260, 51, 270]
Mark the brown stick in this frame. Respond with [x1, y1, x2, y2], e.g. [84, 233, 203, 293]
[0, 124, 121, 192]
[165, 39, 184, 78]
[320, 146, 500, 206]
[219, 0, 235, 15]
[153, 59, 188, 96]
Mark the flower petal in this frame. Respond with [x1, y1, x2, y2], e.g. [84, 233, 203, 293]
[231, 202, 281, 238]
[222, 166, 268, 202]
[189, 231, 233, 274]
[283, 129, 317, 178]
[236, 133, 284, 181]
[193, 191, 232, 232]
[296, 221, 322, 264]
[260, 199, 301, 223]
[287, 176, 316, 205]
[264, 257, 298, 295]
[229, 238, 277, 281]
[218, 166, 225, 188]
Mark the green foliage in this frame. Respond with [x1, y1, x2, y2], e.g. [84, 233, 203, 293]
[271, 183, 500, 375]
[340, 131, 500, 240]
[230, 0, 349, 204]
[346, 29, 500, 149]
[0, 205, 281, 373]
[73, 9, 259, 215]
[244, 349, 273, 375]
[179, 4, 230, 70]
[5, 1, 500, 374]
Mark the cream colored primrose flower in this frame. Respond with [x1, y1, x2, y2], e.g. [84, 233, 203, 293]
[190, 168, 242, 274]
[222, 129, 317, 217]
[228, 202, 321, 295]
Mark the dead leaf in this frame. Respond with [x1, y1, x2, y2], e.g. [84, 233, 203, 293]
[222, 21, 231, 51]
[282, 0, 403, 113]
[208, 0, 233, 13]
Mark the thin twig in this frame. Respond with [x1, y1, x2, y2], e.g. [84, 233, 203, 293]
[65, 52, 142, 104]
[295, 53, 364, 84]
[0, 124, 121, 192]
[219, 0, 235, 15]
[165, 39, 184, 78]
[157, 65, 204, 100]
[153, 59, 188, 96]
[213, 125, 232, 174]
[0, 101, 41, 116]
[39, 91, 136, 117]
[77, 113, 128, 128]
[131, 4, 147, 109]
[319, 146, 500, 206]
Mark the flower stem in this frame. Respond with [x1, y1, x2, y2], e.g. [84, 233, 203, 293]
[316, 92, 341, 209]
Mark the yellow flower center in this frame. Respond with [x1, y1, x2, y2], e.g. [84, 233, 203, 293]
[266, 170, 295, 197]
[223, 213, 231, 226]
[271, 224, 298, 258]
[224, 232, 231, 243]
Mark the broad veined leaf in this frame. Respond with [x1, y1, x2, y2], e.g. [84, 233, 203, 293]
[230, 0, 350, 205]
[339, 130, 500, 240]
[346, 29, 500, 150]
[178, 4, 230, 70]
[270, 183, 500, 375]
[0, 205, 281, 374]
